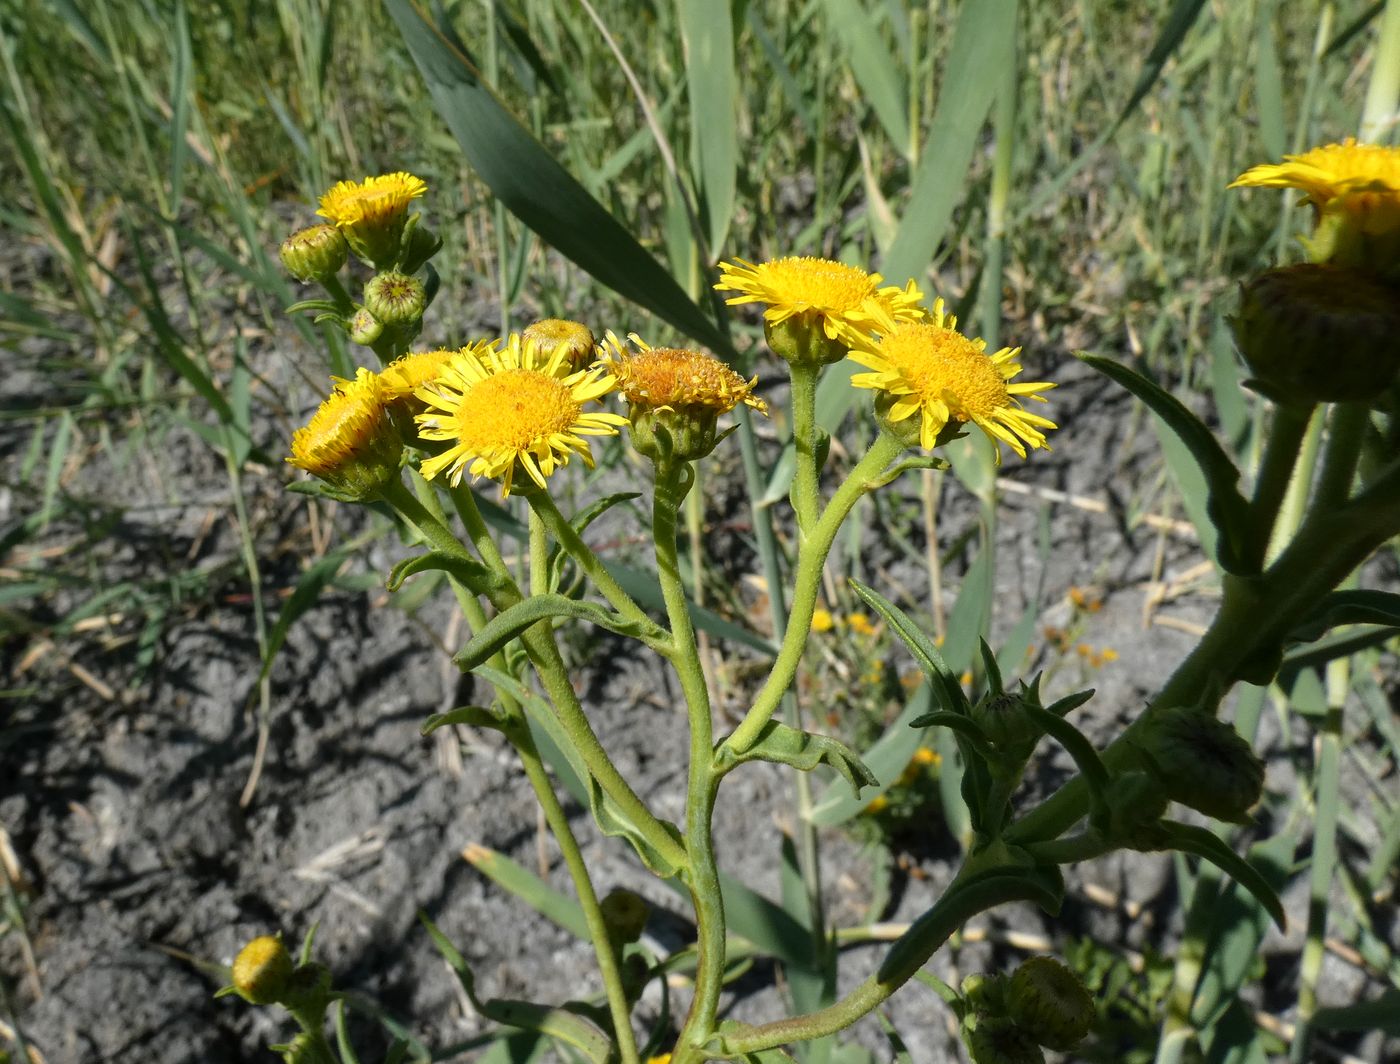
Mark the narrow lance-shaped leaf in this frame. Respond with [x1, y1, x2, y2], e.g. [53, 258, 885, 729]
[386, 0, 735, 358]
[715, 720, 878, 796]
[678, 0, 737, 254]
[454, 593, 667, 670]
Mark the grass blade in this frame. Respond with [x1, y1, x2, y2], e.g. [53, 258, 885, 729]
[678, 0, 737, 254]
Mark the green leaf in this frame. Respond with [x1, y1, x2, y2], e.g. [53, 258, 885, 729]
[255, 543, 357, 689]
[678, 0, 737, 253]
[820, 0, 910, 157]
[1313, 989, 1400, 1035]
[386, 0, 734, 358]
[454, 593, 664, 670]
[905, 711, 996, 763]
[848, 578, 969, 716]
[421, 705, 509, 736]
[1149, 821, 1287, 931]
[610, 563, 776, 655]
[462, 843, 590, 940]
[809, 683, 933, 827]
[1253, 1, 1285, 160]
[1287, 589, 1400, 643]
[1079, 353, 1251, 572]
[588, 774, 687, 878]
[386, 549, 492, 593]
[715, 720, 877, 796]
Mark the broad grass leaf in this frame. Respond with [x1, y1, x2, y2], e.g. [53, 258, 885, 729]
[678, 0, 738, 254]
[820, 0, 910, 158]
[462, 843, 590, 940]
[386, 0, 734, 358]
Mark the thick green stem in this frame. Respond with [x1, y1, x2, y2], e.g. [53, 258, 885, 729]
[509, 719, 642, 1064]
[1007, 459, 1400, 844]
[716, 876, 1045, 1054]
[1311, 403, 1369, 514]
[724, 433, 905, 755]
[654, 462, 727, 1060]
[789, 362, 822, 537]
[1247, 403, 1313, 571]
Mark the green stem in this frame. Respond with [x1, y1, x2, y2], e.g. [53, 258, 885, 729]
[716, 876, 1046, 1055]
[789, 361, 822, 537]
[1311, 403, 1368, 514]
[1021, 831, 1112, 866]
[654, 462, 727, 1060]
[321, 274, 356, 317]
[526, 489, 655, 634]
[509, 718, 642, 1064]
[529, 507, 550, 597]
[1247, 403, 1313, 571]
[723, 432, 905, 755]
[1007, 458, 1400, 844]
[385, 480, 687, 873]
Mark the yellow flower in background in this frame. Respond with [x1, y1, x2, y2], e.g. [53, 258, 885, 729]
[1229, 140, 1400, 233]
[850, 302, 1056, 460]
[599, 332, 768, 415]
[288, 368, 403, 499]
[846, 612, 877, 637]
[863, 794, 891, 815]
[317, 171, 427, 266]
[715, 256, 926, 352]
[810, 608, 835, 633]
[414, 333, 626, 496]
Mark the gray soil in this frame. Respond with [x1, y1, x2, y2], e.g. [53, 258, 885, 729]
[3, 250, 1397, 1064]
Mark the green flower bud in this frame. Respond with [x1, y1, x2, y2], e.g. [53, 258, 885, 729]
[279, 225, 349, 283]
[1137, 706, 1265, 824]
[873, 389, 964, 452]
[1233, 264, 1400, 407]
[287, 369, 404, 502]
[364, 271, 427, 327]
[348, 307, 384, 347]
[972, 690, 1042, 758]
[231, 934, 292, 1005]
[599, 888, 650, 945]
[964, 1015, 1044, 1064]
[1007, 956, 1095, 1051]
[1099, 769, 1171, 848]
[765, 314, 849, 366]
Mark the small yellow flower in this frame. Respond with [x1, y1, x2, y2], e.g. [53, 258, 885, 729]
[415, 333, 627, 496]
[898, 746, 940, 786]
[647, 1055, 672, 1064]
[288, 368, 403, 499]
[523, 318, 597, 374]
[810, 608, 835, 633]
[1068, 587, 1102, 613]
[715, 256, 926, 355]
[849, 302, 1056, 460]
[863, 794, 891, 815]
[1100, 647, 1118, 663]
[1230, 140, 1400, 235]
[318, 171, 427, 267]
[230, 935, 293, 1005]
[846, 612, 877, 637]
[912, 747, 940, 766]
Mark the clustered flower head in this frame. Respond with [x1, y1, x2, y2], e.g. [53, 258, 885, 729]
[318, 171, 428, 268]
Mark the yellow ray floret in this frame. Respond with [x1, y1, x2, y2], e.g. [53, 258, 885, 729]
[598, 332, 768, 415]
[378, 342, 497, 402]
[849, 302, 1056, 461]
[1229, 140, 1400, 234]
[715, 256, 926, 343]
[317, 172, 427, 230]
[414, 333, 627, 496]
[288, 368, 403, 497]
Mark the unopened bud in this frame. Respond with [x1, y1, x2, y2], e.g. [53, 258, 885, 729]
[964, 1015, 1044, 1064]
[1137, 706, 1264, 824]
[765, 314, 849, 366]
[972, 690, 1042, 757]
[364, 272, 427, 327]
[1007, 956, 1095, 1051]
[1233, 264, 1400, 406]
[523, 318, 597, 374]
[348, 307, 384, 347]
[231, 934, 292, 1005]
[280, 225, 349, 283]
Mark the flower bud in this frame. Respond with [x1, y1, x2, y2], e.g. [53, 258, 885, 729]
[1007, 956, 1095, 1051]
[599, 888, 650, 945]
[288, 369, 404, 501]
[765, 314, 850, 365]
[972, 690, 1042, 758]
[231, 934, 292, 1005]
[364, 272, 427, 327]
[317, 171, 427, 269]
[1136, 706, 1264, 824]
[279, 225, 349, 283]
[1099, 769, 1170, 848]
[1233, 264, 1400, 406]
[523, 318, 597, 374]
[964, 1015, 1044, 1064]
[348, 307, 384, 347]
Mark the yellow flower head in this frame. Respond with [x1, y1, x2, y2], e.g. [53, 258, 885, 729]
[379, 345, 496, 403]
[599, 332, 767, 415]
[715, 257, 926, 357]
[810, 608, 835, 633]
[1230, 140, 1400, 233]
[414, 333, 627, 496]
[288, 368, 403, 499]
[1230, 141, 1400, 274]
[317, 172, 427, 267]
[849, 302, 1056, 461]
[522, 318, 597, 374]
[846, 612, 878, 637]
